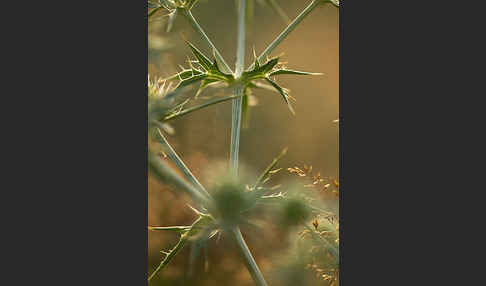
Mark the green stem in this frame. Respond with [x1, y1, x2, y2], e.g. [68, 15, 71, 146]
[154, 129, 211, 200]
[182, 9, 233, 74]
[163, 93, 243, 122]
[250, 0, 320, 69]
[230, 2, 268, 286]
[231, 227, 268, 286]
[230, 0, 247, 176]
[230, 86, 244, 175]
[235, 0, 246, 78]
[148, 151, 209, 205]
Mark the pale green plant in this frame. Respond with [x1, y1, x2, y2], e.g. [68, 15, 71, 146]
[147, 0, 339, 285]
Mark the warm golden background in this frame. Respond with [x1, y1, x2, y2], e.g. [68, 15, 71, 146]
[149, 1, 338, 285]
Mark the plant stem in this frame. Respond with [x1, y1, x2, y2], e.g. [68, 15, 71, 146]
[230, 86, 244, 175]
[231, 227, 268, 286]
[250, 0, 320, 69]
[155, 129, 211, 200]
[163, 93, 243, 122]
[230, 0, 247, 176]
[182, 9, 233, 74]
[235, 0, 246, 79]
[230, 3, 268, 286]
[148, 151, 209, 205]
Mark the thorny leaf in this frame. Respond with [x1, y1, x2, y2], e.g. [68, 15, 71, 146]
[166, 41, 234, 98]
[148, 214, 215, 281]
[240, 53, 320, 116]
[268, 69, 322, 77]
[165, 45, 320, 118]
[148, 225, 191, 233]
[264, 77, 295, 115]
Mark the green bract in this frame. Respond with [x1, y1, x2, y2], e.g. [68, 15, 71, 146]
[242, 52, 322, 115]
[167, 41, 234, 97]
[166, 42, 321, 115]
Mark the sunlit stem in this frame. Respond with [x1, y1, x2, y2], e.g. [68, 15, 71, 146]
[230, 85, 244, 176]
[230, 1, 268, 286]
[148, 152, 209, 206]
[230, 0, 247, 177]
[155, 129, 211, 200]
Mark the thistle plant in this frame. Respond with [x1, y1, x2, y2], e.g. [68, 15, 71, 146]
[148, 0, 339, 285]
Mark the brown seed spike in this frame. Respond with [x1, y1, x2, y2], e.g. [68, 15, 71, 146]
[313, 218, 319, 230]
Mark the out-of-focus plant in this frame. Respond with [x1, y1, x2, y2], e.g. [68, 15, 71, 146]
[147, 0, 339, 285]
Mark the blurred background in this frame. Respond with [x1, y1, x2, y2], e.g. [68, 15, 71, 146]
[149, 0, 339, 285]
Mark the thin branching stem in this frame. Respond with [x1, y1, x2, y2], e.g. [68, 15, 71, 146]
[250, 0, 320, 70]
[154, 129, 211, 200]
[231, 227, 268, 286]
[182, 9, 233, 74]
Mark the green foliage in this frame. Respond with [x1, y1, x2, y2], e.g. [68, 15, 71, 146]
[165, 42, 321, 115]
[166, 41, 234, 98]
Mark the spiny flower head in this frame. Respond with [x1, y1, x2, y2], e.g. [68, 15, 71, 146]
[148, 0, 200, 31]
